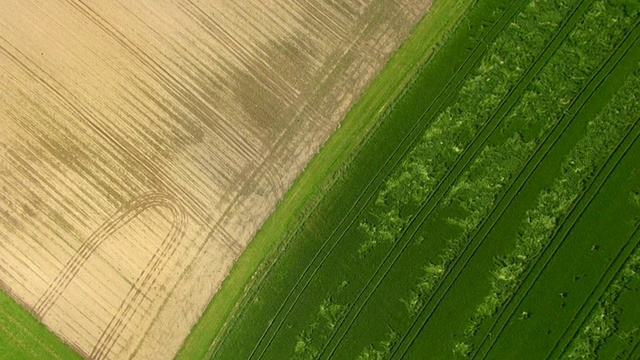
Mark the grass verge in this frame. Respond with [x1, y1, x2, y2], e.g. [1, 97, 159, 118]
[175, 0, 477, 358]
[0, 290, 81, 359]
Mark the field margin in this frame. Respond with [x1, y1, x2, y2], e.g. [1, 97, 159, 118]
[175, 0, 478, 358]
[0, 289, 81, 359]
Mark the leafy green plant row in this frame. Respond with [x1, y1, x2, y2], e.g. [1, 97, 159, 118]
[361, 0, 582, 252]
[461, 51, 640, 359]
[317, 0, 589, 356]
[239, 0, 534, 358]
[565, 227, 640, 359]
[390, 3, 640, 359]
[312, 0, 624, 356]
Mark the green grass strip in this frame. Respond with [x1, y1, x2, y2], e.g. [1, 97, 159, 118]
[0, 290, 81, 359]
[175, 0, 477, 358]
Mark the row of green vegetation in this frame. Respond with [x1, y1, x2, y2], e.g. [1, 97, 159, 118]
[462, 62, 640, 358]
[566, 229, 640, 359]
[202, 0, 640, 357]
[455, 0, 640, 352]
[332, 0, 596, 355]
[333, 0, 640, 357]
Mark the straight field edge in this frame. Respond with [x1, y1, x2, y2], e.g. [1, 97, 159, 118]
[175, 0, 479, 358]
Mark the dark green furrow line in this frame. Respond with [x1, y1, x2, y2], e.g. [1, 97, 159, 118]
[477, 120, 640, 359]
[246, 1, 528, 358]
[470, 19, 640, 359]
[320, 0, 593, 357]
[550, 223, 640, 358]
[248, 43, 482, 359]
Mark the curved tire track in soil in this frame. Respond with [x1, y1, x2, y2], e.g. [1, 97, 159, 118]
[33, 192, 187, 358]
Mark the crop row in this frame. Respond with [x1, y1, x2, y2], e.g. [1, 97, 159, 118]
[319, 0, 589, 356]
[211, 0, 640, 357]
[462, 40, 640, 358]
[390, 1, 640, 358]
[565, 229, 640, 359]
[320, 0, 615, 357]
[361, 0, 580, 253]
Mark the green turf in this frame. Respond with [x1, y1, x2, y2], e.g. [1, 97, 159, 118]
[0, 290, 81, 359]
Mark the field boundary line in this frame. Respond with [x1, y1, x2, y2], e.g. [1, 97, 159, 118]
[245, 1, 526, 358]
[476, 119, 640, 359]
[1, 306, 63, 359]
[185, 0, 488, 356]
[250, 36, 488, 359]
[30, 193, 187, 360]
[473, 23, 640, 358]
[273, 0, 545, 355]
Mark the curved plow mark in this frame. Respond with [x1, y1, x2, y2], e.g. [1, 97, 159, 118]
[90, 196, 188, 359]
[33, 192, 188, 356]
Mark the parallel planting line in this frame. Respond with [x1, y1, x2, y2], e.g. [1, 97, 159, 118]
[249, 36, 486, 358]
[545, 31, 640, 360]
[476, 120, 640, 359]
[472, 22, 640, 356]
[245, 24, 488, 360]
[320, 0, 593, 357]
[242, 1, 528, 358]
[551, 223, 640, 358]
[384, 2, 601, 359]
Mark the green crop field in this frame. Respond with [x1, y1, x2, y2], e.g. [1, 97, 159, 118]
[198, 0, 640, 358]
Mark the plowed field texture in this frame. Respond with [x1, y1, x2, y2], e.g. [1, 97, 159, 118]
[207, 0, 640, 358]
[0, 1, 432, 359]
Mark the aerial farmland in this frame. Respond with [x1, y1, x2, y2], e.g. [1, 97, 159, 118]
[198, 0, 640, 358]
[3, 0, 640, 359]
[0, 0, 430, 358]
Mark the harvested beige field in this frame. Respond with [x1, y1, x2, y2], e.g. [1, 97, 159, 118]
[0, 0, 430, 358]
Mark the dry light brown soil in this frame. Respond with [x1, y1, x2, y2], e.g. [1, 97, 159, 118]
[0, 0, 429, 358]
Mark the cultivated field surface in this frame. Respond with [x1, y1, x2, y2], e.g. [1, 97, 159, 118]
[210, 0, 640, 358]
[0, 1, 430, 358]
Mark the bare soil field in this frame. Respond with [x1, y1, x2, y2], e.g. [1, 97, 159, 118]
[0, 0, 429, 358]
